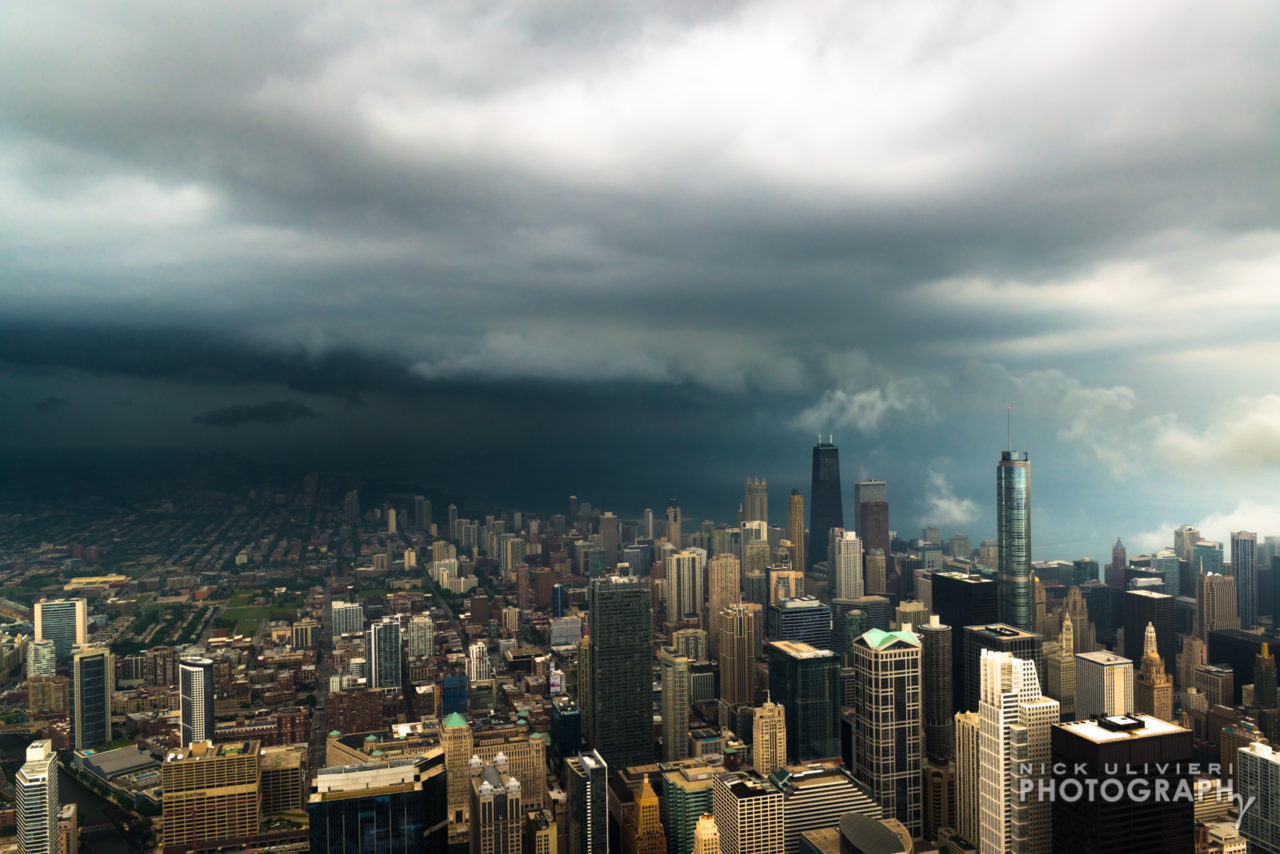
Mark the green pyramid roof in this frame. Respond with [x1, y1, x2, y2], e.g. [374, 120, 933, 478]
[862, 628, 921, 649]
[443, 712, 468, 729]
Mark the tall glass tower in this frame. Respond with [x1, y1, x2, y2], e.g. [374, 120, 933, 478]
[586, 576, 652, 770]
[808, 440, 844, 568]
[997, 450, 1032, 631]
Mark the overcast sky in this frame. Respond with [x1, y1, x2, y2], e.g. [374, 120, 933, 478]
[3, 0, 1280, 558]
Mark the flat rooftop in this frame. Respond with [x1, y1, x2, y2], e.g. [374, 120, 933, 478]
[1057, 714, 1185, 743]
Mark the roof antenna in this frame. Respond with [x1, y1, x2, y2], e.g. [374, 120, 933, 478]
[1007, 406, 1012, 452]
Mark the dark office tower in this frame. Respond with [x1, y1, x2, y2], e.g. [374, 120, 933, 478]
[787, 490, 808, 574]
[309, 754, 447, 853]
[1208, 629, 1276, 706]
[743, 478, 768, 524]
[586, 576, 652, 770]
[179, 657, 214, 746]
[569, 495, 579, 520]
[448, 503, 458, 538]
[413, 495, 431, 530]
[1106, 538, 1127, 589]
[1257, 644, 1278, 709]
[550, 695, 583, 773]
[344, 489, 360, 523]
[552, 584, 568, 618]
[809, 440, 844, 569]
[768, 641, 841, 763]
[997, 450, 1032, 631]
[1122, 590, 1175, 673]
[71, 647, 112, 751]
[766, 596, 831, 649]
[931, 572, 999, 713]
[961, 624, 1043, 713]
[565, 751, 608, 854]
[1231, 531, 1258, 629]
[666, 499, 682, 549]
[1051, 715, 1193, 854]
[858, 502, 890, 568]
[919, 616, 954, 761]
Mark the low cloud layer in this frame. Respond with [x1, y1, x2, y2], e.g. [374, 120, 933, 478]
[193, 401, 320, 428]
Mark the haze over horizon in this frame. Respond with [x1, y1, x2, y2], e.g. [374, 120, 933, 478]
[3, 0, 1280, 560]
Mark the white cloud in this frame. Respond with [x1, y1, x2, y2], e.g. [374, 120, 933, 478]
[1130, 500, 1280, 554]
[794, 377, 933, 435]
[1151, 395, 1280, 470]
[920, 469, 979, 527]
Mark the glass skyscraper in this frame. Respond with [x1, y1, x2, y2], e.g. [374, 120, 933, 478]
[768, 640, 841, 763]
[179, 657, 214, 746]
[586, 576, 652, 770]
[808, 440, 844, 569]
[997, 450, 1031, 631]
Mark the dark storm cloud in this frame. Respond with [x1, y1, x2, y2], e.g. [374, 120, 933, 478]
[193, 401, 320, 428]
[1, 0, 1279, 553]
[33, 396, 67, 414]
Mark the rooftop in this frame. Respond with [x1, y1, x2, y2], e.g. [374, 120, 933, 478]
[1057, 714, 1186, 743]
[769, 640, 834, 659]
[859, 628, 921, 649]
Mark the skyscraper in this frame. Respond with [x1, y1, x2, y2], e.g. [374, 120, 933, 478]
[1074, 651, 1134, 720]
[1135, 623, 1173, 722]
[1107, 538, 1127, 589]
[752, 701, 787, 777]
[787, 490, 808, 574]
[1051, 716, 1193, 854]
[719, 605, 758, 715]
[854, 480, 890, 566]
[179, 657, 214, 746]
[660, 647, 690, 762]
[587, 576, 652, 770]
[164, 741, 263, 852]
[932, 572, 999, 713]
[1196, 572, 1240, 641]
[331, 601, 365, 637]
[26, 640, 55, 680]
[34, 599, 87, 661]
[832, 530, 864, 600]
[706, 554, 740, 659]
[919, 615, 954, 761]
[954, 711, 981, 845]
[1231, 530, 1258, 629]
[17, 740, 58, 854]
[712, 771, 785, 854]
[1045, 613, 1076, 721]
[71, 647, 111, 751]
[769, 640, 841, 764]
[309, 754, 447, 854]
[1122, 590, 1175, 675]
[996, 450, 1032, 631]
[666, 499, 682, 549]
[469, 757, 523, 854]
[743, 478, 768, 524]
[961, 624, 1043, 714]
[850, 628, 923, 836]
[367, 616, 402, 691]
[692, 814, 719, 854]
[668, 551, 705, 623]
[976, 650, 1059, 854]
[565, 751, 608, 854]
[1239, 742, 1280, 854]
[809, 440, 844, 568]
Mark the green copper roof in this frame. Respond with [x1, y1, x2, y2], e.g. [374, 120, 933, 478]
[862, 628, 921, 649]
[443, 712, 468, 729]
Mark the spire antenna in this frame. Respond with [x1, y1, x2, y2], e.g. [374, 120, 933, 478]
[1007, 405, 1012, 451]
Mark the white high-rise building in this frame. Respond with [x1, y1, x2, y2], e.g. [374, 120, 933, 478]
[17, 740, 58, 854]
[955, 711, 981, 844]
[34, 599, 87, 660]
[976, 650, 1059, 854]
[1075, 651, 1134, 720]
[833, 530, 864, 600]
[712, 771, 785, 854]
[468, 641, 493, 682]
[407, 615, 434, 658]
[367, 617, 401, 691]
[26, 640, 56, 680]
[179, 658, 214, 746]
[331, 601, 364, 637]
[752, 701, 787, 778]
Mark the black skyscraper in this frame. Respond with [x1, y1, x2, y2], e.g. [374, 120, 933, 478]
[809, 440, 844, 568]
[586, 576, 652, 770]
[931, 572, 998, 713]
